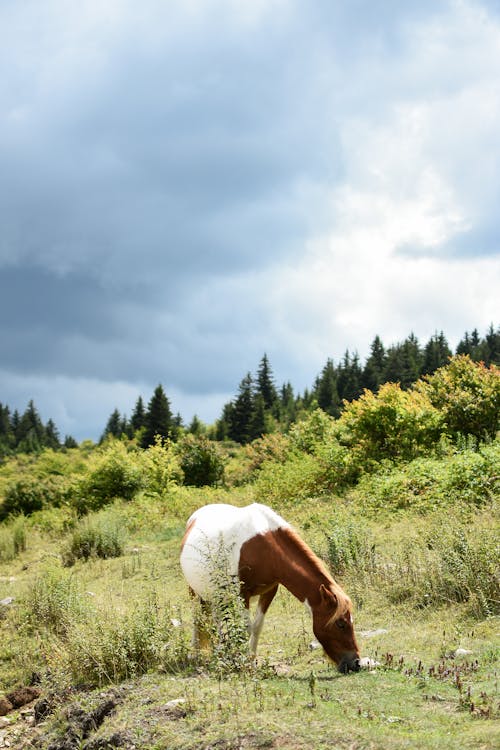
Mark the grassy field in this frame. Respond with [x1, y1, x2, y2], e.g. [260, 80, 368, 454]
[0, 475, 498, 750]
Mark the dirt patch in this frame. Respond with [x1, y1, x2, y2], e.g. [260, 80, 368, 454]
[7, 685, 41, 708]
[38, 696, 119, 750]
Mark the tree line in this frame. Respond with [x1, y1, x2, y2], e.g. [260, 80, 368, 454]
[0, 400, 78, 456]
[1, 324, 498, 455]
[214, 325, 500, 443]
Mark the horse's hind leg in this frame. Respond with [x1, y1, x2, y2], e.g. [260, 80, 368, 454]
[249, 585, 278, 656]
[189, 588, 211, 651]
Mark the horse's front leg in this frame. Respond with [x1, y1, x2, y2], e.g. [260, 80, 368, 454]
[249, 585, 279, 656]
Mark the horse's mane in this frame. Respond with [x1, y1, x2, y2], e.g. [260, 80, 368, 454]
[283, 527, 352, 624]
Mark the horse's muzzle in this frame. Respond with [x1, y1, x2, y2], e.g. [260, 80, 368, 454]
[339, 657, 361, 674]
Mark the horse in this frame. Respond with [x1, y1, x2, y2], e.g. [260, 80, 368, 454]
[180, 502, 361, 673]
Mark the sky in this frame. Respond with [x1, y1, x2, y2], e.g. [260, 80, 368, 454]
[1, 0, 499, 441]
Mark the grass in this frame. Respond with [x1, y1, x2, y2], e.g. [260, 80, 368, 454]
[0, 483, 498, 749]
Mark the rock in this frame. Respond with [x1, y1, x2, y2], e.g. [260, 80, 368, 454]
[454, 648, 473, 657]
[359, 657, 380, 669]
[160, 699, 188, 720]
[309, 640, 321, 650]
[359, 629, 388, 638]
[0, 718, 10, 728]
[0, 599, 14, 607]
[0, 699, 13, 717]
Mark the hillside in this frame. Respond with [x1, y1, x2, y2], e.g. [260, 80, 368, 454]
[0, 356, 498, 749]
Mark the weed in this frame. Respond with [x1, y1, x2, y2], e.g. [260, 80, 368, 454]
[62, 510, 126, 566]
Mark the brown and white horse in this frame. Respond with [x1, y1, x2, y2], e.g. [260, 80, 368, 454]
[180, 502, 361, 673]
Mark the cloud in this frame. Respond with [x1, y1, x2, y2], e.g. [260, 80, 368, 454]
[0, 0, 498, 440]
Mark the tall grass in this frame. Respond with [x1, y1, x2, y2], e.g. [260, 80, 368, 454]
[325, 515, 499, 618]
[62, 509, 126, 566]
[0, 516, 27, 562]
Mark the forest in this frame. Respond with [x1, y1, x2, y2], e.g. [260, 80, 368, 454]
[1, 324, 499, 456]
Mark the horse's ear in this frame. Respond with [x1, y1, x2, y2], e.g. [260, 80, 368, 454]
[319, 584, 337, 608]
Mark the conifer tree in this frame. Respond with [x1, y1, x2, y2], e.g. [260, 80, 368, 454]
[249, 393, 267, 440]
[315, 359, 340, 416]
[45, 419, 61, 450]
[141, 385, 173, 447]
[17, 400, 45, 452]
[362, 336, 386, 391]
[422, 332, 452, 375]
[228, 373, 255, 444]
[256, 354, 277, 410]
[130, 396, 146, 433]
[101, 408, 123, 442]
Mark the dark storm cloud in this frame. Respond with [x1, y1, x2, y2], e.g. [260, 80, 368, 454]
[0, 0, 499, 439]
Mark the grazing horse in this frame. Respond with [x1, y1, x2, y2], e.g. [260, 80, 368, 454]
[180, 502, 361, 673]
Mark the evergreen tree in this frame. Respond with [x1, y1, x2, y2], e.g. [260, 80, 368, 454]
[64, 435, 79, 449]
[315, 359, 340, 416]
[249, 393, 267, 441]
[17, 400, 45, 452]
[130, 396, 146, 433]
[141, 385, 173, 447]
[256, 354, 277, 410]
[45, 419, 61, 450]
[362, 336, 386, 391]
[215, 403, 233, 441]
[422, 332, 452, 375]
[484, 323, 500, 365]
[399, 333, 423, 387]
[0, 403, 14, 455]
[228, 373, 255, 444]
[456, 331, 473, 357]
[101, 408, 124, 442]
[337, 351, 363, 402]
[188, 415, 204, 436]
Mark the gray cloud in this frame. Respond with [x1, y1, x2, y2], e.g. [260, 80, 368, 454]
[0, 0, 499, 439]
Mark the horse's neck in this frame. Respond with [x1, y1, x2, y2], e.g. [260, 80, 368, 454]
[272, 528, 332, 606]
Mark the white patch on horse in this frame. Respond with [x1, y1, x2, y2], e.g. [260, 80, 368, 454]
[180, 503, 289, 600]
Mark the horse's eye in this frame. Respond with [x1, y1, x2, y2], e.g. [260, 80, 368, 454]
[336, 619, 346, 630]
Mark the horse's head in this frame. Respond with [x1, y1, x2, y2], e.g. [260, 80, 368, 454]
[312, 584, 360, 673]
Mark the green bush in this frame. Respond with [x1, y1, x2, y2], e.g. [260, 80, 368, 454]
[176, 435, 225, 487]
[0, 475, 69, 520]
[62, 510, 126, 566]
[339, 382, 443, 465]
[416, 355, 500, 441]
[74, 441, 144, 513]
[355, 441, 500, 513]
[139, 437, 183, 497]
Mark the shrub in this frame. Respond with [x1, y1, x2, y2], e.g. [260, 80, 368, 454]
[254, 452, 326, 505]
[139, 437, 183, 497]
[62, 510, 126, 566]
[339, 383, 443, 465]
[64, 596, 189, 684]
[416, 355, 500, 441]
[0, 475, 69, 520]
[176, 435, 225, 487]
[23, 562, 88, 637]
[74, 441, 144, 513]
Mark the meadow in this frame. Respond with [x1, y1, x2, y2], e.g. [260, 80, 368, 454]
[0, 358, 499, 749]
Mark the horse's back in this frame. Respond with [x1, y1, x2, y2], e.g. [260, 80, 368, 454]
[180, 502, 288, 599]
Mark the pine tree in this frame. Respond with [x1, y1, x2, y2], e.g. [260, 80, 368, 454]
[130, 396, 146, 433]
[45, 419, 61, 450]
[484, 323, 500, 365]
[101, 408, 123, 442]
[228, 373, 255, 444]
[64, 435, 78, 449]
[249, 393, 267, 441]
[141, 385, 173, 447]
[256, 354, 277, 410]
[337, 351, 363, 402]
[16, 401, 45, 452]
[315, 359, 340, 416]
[362, 336, 386, 391]
[422, 332, 452, 375]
